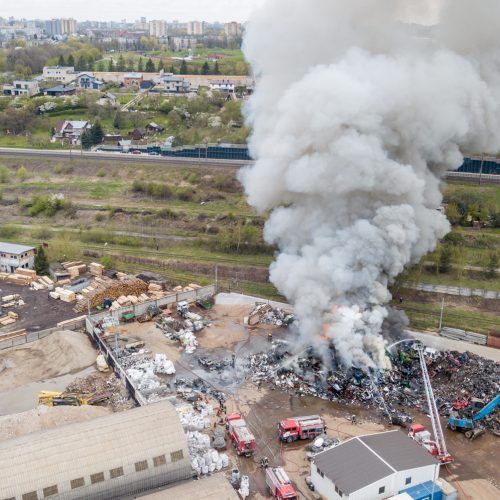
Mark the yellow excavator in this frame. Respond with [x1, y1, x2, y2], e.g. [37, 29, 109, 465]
[38, 390, 111, 407]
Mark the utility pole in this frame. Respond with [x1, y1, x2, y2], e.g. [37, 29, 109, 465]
[438, 297, 445, 331]
[215, 264, 218, 292]
[479, 154, 484, 186]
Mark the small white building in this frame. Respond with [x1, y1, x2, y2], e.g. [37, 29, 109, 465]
[311, 431, 438, 500]
[3, 80, 39, 97]
[42, 66, 76, 83]
[209, 79, 236, 93]
[0, 242, 36, 273]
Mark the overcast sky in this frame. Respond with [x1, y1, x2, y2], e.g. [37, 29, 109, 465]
[2, 0, 267, 22]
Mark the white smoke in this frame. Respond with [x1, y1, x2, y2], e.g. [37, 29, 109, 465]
[241, 0, 500, 368]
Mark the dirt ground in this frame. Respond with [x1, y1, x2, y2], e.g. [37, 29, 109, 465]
[0, 330, 97, 391]
[0, 281, 77, 333]
[0, 405, 111, 442]
[116, 302, 499, 500]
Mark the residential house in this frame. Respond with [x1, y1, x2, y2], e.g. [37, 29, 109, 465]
[140, 80, 155, 90]
[76, 72, 105, 90]
[3, 80, 39, 97]
[123, 72, 143, 88]
[97, 92, 117, 107]
[0, 242, 36, 273]
[312, 431, 439, 500]
[209, 79, 235, 93]
[160, 74, 191, 93]
[128, 128, 146, 141]
[53, 120, 91, 143]
[44, 84, 76, 97]
[42, 66, 76, 83]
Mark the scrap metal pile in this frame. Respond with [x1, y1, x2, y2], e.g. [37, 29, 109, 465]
[247, 341, 500, 433]
[246, 302, 295, 327]
[155, 311, 210, 354]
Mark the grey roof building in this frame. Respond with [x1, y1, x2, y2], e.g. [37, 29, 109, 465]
[0, 401, 191, 500]
[312, 430, 438, 500]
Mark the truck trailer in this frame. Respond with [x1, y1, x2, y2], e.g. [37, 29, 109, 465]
[278, 415, 325, 443]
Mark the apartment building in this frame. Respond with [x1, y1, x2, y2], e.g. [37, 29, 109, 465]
[42, 66, 76, 83]
[0, 243, 36, 273]
[149, 20, 167, 37]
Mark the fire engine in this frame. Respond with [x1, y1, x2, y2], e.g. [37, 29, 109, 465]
[265, 467, 298, 499]
[227, 413, 256, 457]
[278, 415, 325, 443]
[408, 423, 439, 456]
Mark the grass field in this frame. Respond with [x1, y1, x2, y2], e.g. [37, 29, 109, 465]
[0, 157, 498, 330]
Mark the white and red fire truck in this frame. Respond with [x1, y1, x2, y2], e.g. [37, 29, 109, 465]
[278, 415, 325, 443]
[408, 423, 439, 456]
[227, 413, 256, 457]
[265, 467, 298, 499]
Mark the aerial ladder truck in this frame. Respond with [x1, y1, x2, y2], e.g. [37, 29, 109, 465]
[414, 342, 453, 464]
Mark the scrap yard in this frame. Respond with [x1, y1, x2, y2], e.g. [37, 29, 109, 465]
[1, 274, 498, 499]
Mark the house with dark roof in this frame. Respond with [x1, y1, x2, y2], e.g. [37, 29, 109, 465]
[311, 431, 438, 500]
[44, 85, 76, 97]
[76, 72, 105, 90]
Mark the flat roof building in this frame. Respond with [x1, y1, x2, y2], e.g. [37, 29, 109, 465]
[0, 242, 35, 273]
[0, 401, 191, 499]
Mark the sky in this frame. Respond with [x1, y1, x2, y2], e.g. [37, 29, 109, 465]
[2, 0, 267, 23]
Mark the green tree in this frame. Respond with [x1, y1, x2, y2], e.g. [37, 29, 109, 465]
[180, 60, 188, 75]
[157, 59, 164, 72]
[34, 245, 49, 275]
[137, 57, 144, 72]
[445, 203, 461, 226]
[58, 54, 65, 66]
[169, 64, 176, 74]
[486, 251, 499, 279]
[96, 61, 104, 71]
[116, 54, 125, 72]
[81, 130, 93, 150]
[91, 121, 104, 144]
[113, 111, 125, 129]
[201, 61, 210, 75]
[67, 54, 75, 67]
[214, 61, 221, 75]
[76, 55, 87, 71]
[145, 58, 155, 72]
[108, 58, 115, 72]
[126, 58, 135, 71]
[438, 244, 453, 274]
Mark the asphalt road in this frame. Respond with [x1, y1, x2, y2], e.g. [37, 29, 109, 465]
[0, 147, 250, 169]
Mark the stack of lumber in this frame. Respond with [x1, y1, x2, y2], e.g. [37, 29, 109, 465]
[50, 287, 76, 303]
[0, 329, 26, 341]
[0, 311, 19, 326]
[62, 261, 87, 278]
[89, 262, 104, 277]
[2, 268, 37, 286]
[73, 276, 148, 312]
[172, 283, 202, 293]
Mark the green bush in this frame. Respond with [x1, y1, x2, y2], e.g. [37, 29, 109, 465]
[0, 224, 20, 239]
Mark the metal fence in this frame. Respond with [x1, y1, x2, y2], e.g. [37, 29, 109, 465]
[440, 327, 487, 346]
[0, 327, 58, 350]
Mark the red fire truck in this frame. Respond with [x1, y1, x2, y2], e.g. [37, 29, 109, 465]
[266, 467, 298, 499]
[227, 413, 256, 457]
[278, 415, 325, 443]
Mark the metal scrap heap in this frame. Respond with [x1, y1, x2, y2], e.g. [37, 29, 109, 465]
[247, 341, 500, 434]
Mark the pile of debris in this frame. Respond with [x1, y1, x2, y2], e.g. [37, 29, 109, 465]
[0, 294, 25, 327]
[245, 302, 294, 327]
[246, 341, 500, 433]
[120, 352, 176, 393]
[156, 306, 210, 354]
[65, 372, 135, 412]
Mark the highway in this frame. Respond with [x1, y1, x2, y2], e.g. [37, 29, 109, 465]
[0, 147, 250, 169]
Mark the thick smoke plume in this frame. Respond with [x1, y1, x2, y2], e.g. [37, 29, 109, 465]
[241, 0, 500, 369]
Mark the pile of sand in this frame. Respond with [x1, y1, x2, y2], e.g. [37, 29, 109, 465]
[0, 330, 97, 391]
[0, 405, 111, 442]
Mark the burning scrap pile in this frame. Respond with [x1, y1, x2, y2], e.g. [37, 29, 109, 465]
[156, 306, 210, 354]
[247, 341, 500, 432]
[246, 302, 294, 327]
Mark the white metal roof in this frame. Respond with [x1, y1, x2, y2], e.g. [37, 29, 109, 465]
[0, 401, 190, 498]
[0, 242, 35, 255]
